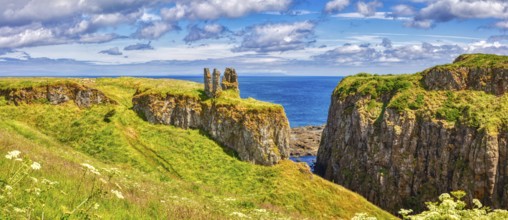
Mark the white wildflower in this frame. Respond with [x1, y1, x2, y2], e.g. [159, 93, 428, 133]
[93, 203, 100, 210]
[31, 177, 38, 183]
[81, 163, 101, 175]
[5, 150, 21, 160]
[34, 187, 41, 196]
[13, 207, 25, 213]
[111, 190, 124, 199]
[230, 212, 250, 218]
[5, 185, 13, 191]
[31, 162, 41, 170]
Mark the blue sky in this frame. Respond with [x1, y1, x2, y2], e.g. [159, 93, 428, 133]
[0, 0, 508, 76]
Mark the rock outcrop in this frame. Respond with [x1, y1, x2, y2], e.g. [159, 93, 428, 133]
[316, 54, 508, 213]
[204, 68, 213, 97]
[290, 125, 324, 156]
[422, 54, 508, 95]
[133, 70, 290, 166]
[212, 69, 222, 97]
[0, 82, 116, 108]
[221, 68, 239, 91]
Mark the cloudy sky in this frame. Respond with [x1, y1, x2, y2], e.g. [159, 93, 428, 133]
[1, 0, 508, 76]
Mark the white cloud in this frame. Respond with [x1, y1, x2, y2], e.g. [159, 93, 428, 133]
[391, 4, 415, 17]
[234, 21, 316, 53]
[357, 1, 383, 17]
[99, 47, 122, 56]
[184, 23, 229, 43]
[332, 12, 410, 20]
[325, 0, 350, 13]
[313, 36, 508, 68]
[134, 22, 178, 40]
[161, 0, 292, 21]
[405, 19, 434, 29]
[495, 21, 508, 30]
[405, 0, 508, 30]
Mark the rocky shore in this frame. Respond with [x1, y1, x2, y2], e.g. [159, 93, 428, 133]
[289, 125, 324, 156]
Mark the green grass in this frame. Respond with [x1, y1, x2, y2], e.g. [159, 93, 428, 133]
[0, 77, 394, 219]
[334, 54, 508, 133]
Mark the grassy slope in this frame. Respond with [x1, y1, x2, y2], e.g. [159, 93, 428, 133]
[335, 54, 508, 134]
[0, 77, 394, 219]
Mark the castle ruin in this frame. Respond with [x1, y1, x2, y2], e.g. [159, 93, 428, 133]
[203, 67, 239, 98]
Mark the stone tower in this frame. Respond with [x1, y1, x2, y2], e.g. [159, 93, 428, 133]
[221, 67, 239, 91]
[204, 68, 212, 97]
[212, 68, 222, 97]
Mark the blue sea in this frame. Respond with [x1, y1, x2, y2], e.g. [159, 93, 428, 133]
[167, 76, 343, 127]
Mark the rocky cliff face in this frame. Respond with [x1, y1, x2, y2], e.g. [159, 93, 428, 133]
[0, 82, 116, 108]
[316, 54, 508, 213]
[423, 55, 508, 95]
[132, 85, 290, 166]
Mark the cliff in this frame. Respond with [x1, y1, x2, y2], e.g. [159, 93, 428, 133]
[0, 79, 116, 108]
[132, 72, 290, 166]
[316, 54, 508, 213]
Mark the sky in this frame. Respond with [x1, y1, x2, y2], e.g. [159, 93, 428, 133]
[0, 0, 508, 76]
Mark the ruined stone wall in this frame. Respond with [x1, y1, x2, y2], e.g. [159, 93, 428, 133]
[204, 67, 239, 97]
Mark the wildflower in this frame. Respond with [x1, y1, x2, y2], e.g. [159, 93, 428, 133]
[81, 163, 95, 170]
[5, 185, 12, 191]
[111, 190, 124, 199]
[13, 207, 25, 213]
[5, 150, 21, 160]
[31, 162, 41, 170]
[93, 203, 100, 210]
[31, 177, 38, 183]
[99, 178, 107, 184]
[34, 187, 41, 196]
[81, 163, 101, 175]
[230, 212, 249, 218]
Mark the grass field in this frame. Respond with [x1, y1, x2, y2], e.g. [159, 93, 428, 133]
[0, 77, 394, 219]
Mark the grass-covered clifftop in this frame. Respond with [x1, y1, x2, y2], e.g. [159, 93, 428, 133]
[0, 77, 393, 219]
[334, 54, 508, 134]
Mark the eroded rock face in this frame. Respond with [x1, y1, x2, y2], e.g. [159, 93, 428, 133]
[204, 68, 213, 97]
[316, 86, 508, 213]
[0, 83, 116, 108]
[212, 69, 222, 97]
[221, 68, 239, 91]
[422, 66, 508, 95]
[132, 93, 290, 166]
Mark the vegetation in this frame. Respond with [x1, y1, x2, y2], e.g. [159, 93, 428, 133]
[0, 77, 393, 219]
[354, 191, 508, 220]
[399, 191, 508, 220]
[334, 54, 508, 133]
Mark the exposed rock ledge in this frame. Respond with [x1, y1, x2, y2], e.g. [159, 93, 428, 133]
[0, 82, 116, 108]
[423, 54, 508, 95]
[132, 70, 290, 166]
[316, 54, 508, 213]
[290, 125, 324, 156]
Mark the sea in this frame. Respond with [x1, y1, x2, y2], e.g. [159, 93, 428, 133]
[166, 76, 344, 171]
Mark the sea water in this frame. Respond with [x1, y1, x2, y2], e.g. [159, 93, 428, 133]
[167, 76, 343, 171]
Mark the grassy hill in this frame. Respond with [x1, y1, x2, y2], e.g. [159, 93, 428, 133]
[0, 77, 394, 219]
